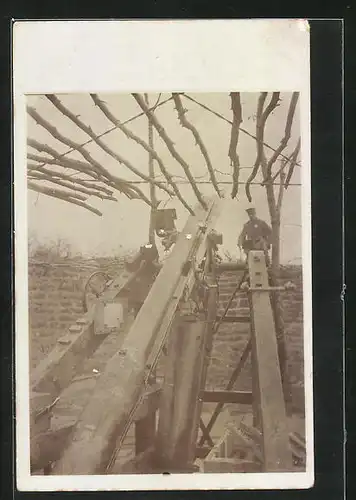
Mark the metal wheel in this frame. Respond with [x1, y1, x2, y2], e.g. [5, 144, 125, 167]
[82, 270, 112, 312]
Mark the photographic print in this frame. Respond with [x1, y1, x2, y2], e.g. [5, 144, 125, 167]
[14, 20, 312, 491]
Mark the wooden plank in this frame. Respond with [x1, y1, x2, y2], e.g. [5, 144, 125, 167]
[248, 250, 292, 472]
[202, 390, 253, 405]
[31, 303, 103, 395]
[201, 458, 260, 473]
[52, 200, 219, 475]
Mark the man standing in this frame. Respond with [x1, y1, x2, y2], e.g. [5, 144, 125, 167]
[238, 205, 272, 265]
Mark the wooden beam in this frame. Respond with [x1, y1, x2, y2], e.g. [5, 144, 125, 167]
[202, 390, 253, 405]
[52, 200, 220, 475]
[144, 202, 222, 376]
[156, 312, 207, 468]
[248, 250, 292, 472]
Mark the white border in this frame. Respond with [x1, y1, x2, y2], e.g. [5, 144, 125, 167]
[14, 19, 313, 491]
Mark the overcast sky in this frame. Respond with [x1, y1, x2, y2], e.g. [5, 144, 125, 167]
[27, 92, 302, 263]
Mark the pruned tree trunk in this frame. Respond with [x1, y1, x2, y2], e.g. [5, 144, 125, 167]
[271, 219, 280, 276]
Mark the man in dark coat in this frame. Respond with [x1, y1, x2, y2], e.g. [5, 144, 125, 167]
[238, 206, 272, 265]
[125, 244, 161, 317]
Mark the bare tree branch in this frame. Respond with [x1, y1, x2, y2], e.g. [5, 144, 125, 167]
[261, 136, 301, 188]
[27, 143, 150, 203]
[228, 92, 243, 199]
[90, 94, 194, 214]
[276, 170, 286, 214]
[284, 138, 301, 189]
[44, 95, 174, 198]
[27, 161, 114, 195]
[145, 93, 158, 245]
[28, 181, 104, 216]
[172, 93, 221, 198]
[182, 93, 301, 168]
[245, 92, 280, 202]
[28, 171, 117, 201]
[28, 96, 174, 175]
[28, 139, 100, 179]
[27, 107, 153, 206]
[28, 107, 117, 182]
[132, 93, 208, 209]
[264, 92, 299, 182]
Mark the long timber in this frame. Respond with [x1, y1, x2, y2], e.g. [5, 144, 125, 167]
[248, 250, 293, 471]
[52, 198, 220, 475]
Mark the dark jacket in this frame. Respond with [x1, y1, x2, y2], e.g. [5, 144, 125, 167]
[238, 218, 272, 250]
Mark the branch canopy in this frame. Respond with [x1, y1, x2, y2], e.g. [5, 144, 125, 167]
[172, 93, 221, 198]
[132, 93, 208, 210]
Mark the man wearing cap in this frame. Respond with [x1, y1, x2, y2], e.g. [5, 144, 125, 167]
[238, 206, 272, 264]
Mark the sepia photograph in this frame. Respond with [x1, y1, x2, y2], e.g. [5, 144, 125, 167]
[14, 20, 312, 491]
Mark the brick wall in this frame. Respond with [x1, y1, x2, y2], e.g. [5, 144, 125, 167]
[28, 258, 124, 375]
[29, 262, 90, 373]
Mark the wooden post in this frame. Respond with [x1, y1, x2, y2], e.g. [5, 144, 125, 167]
[191, 277, 218, 448]
[248, 250, 292, 471]
[156, 309, 206, 470]
[135, 413, 156, 456]
[156, 237, 219, 470]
